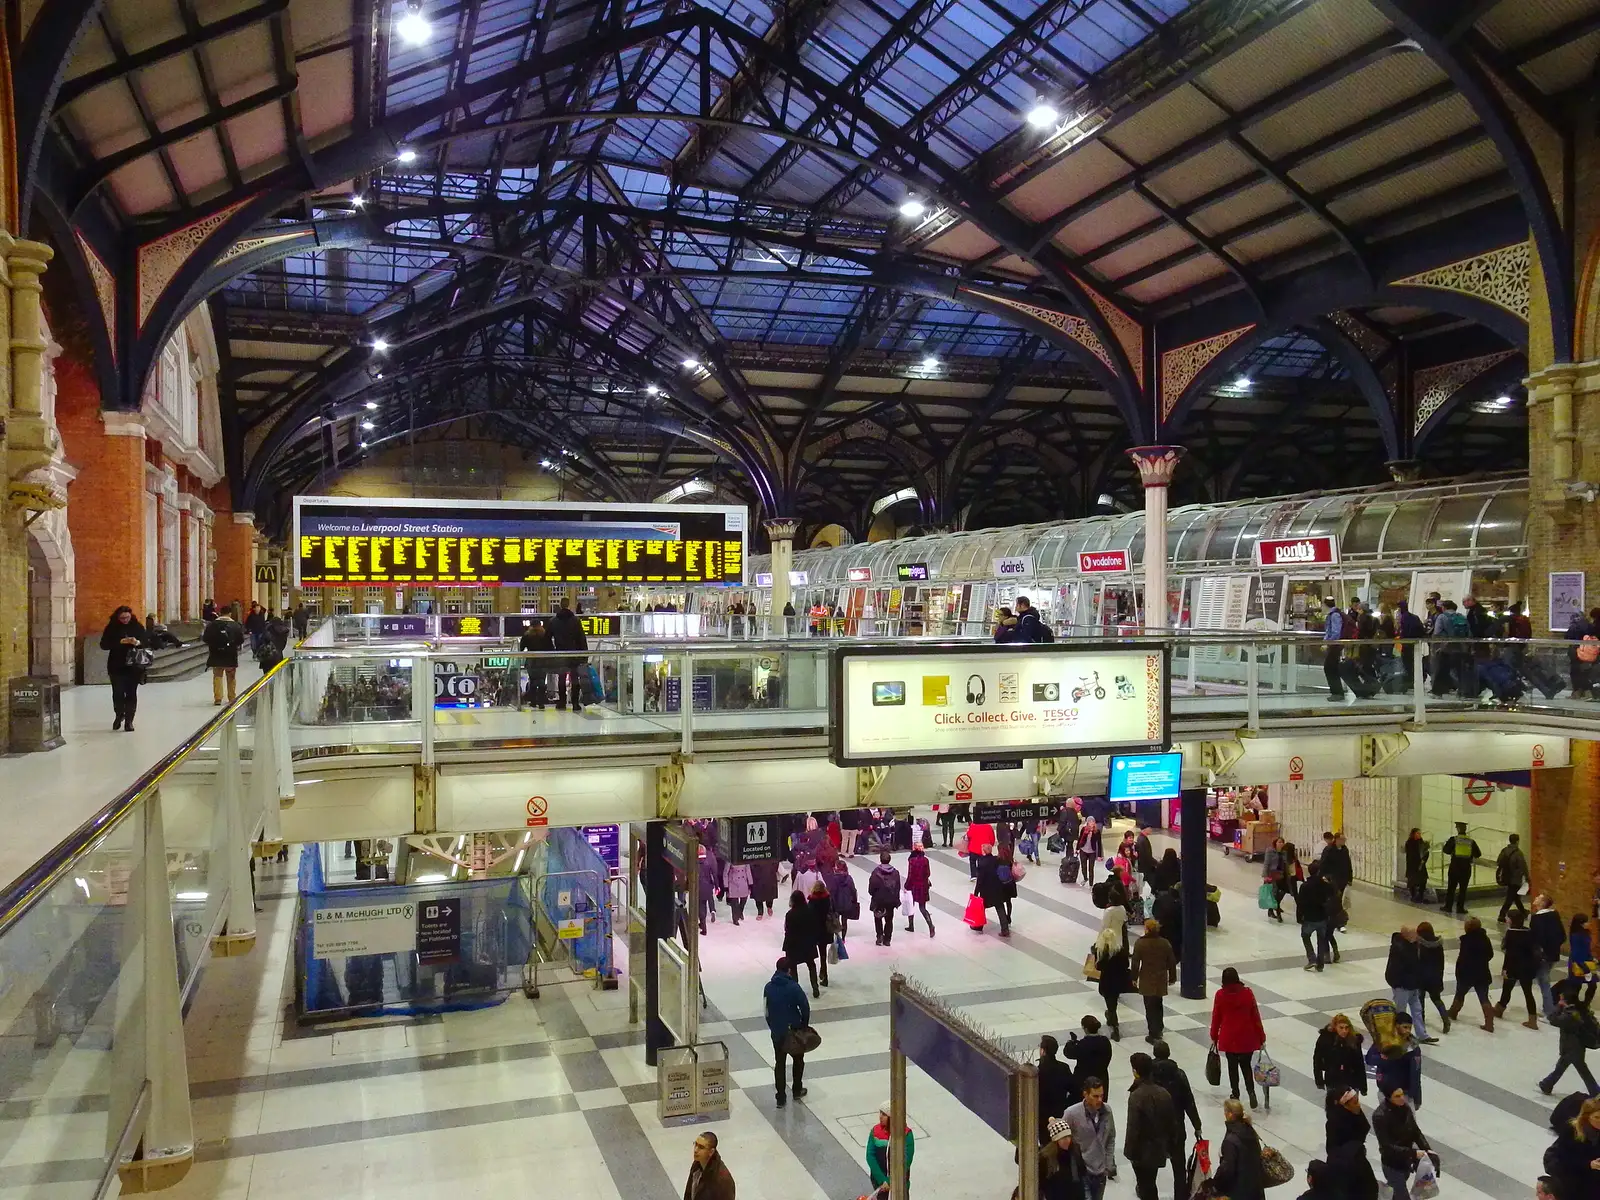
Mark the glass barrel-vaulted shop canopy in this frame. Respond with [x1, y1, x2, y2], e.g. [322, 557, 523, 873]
[752, 476, 1529, 587]
[294, 497, 748, 586]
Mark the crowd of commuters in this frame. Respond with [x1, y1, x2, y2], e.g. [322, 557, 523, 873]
[730, 799, 1591, 1200]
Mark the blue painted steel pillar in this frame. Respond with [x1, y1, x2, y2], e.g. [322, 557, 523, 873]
[1179, 788, 1208, 999]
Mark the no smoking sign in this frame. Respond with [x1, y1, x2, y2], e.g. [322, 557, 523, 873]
[526, 796, 549, 828]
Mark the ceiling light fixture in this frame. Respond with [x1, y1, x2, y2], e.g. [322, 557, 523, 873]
[372, 338, 389, 352]
[540, 458, 554, 469]
[682, 357, 701, 370]
[921, 354, 940, 371]
[350, 194, 365, 209]
[1233, 375, 1252, 390]
[365, 401, 378, 410]
[1026, 102, 1059, 129]
[361, 421, 375, 430]
[1495, 394, 1514, 405]
[396, 6, 431, 45]
[898, 197, 927, 219]
[397, 147, 418, 164]
[359, 441, 368, 448]
[645, 384, 661, 395]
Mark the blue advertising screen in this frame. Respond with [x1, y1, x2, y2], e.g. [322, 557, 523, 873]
[1109, 752, 1183, 801]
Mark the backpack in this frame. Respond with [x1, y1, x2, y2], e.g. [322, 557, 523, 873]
[1580, 1010, 1600, 1050]
[1091, 880, 1111, 909]
[1440, 611, 1470, 637]
[1038, 622, 1055, 643]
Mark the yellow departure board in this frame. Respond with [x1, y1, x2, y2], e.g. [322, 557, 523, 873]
[297, 533, 744, 585]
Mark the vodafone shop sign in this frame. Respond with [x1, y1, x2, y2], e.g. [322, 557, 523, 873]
[1078, 549, 1129, 573]
[1255, 535, 1339, 568]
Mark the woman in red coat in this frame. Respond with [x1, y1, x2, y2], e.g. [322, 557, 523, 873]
[904, 845, 934, 936]
[1209, 966, 1268, 1108]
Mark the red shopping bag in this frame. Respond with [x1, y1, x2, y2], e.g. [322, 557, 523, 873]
[963, 893, 987, 929]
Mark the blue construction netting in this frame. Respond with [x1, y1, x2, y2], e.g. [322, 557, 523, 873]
[295, 845, 532, 1019]
[530, 828, 613, 978]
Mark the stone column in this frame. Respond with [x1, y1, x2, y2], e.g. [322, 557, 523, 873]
[1125, 446, 1184, 630]
[765, 517, 798, 634]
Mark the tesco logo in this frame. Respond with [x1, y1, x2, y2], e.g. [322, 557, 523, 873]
[1077, 550, 1129, 573]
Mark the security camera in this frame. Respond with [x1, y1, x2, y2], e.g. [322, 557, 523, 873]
[1563, 480, 1598, 503]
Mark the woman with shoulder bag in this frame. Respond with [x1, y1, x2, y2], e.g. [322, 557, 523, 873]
[101, 606, 150, 731]
[1211, 1098, 1267, 1200]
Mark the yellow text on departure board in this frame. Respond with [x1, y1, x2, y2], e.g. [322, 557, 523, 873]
[298, 535, 743, 585]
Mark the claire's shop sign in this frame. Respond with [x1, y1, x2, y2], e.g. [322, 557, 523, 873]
[993, 556, 1034, 579]
[1255, 535, 1339, 567]
[1078, 550, 1129, 573]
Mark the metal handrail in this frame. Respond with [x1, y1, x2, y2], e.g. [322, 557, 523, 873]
[0, 657, 290, 939]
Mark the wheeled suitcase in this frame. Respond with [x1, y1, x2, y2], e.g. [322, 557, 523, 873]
[1379, 657, 1408, 694]
[1480, 659, 1524, 703]
[1456, 658, 1481, 699]
[1340, 659, 1381, 699]
[1522, 657, 1565, 700]
[1060, 854, 1080, 885]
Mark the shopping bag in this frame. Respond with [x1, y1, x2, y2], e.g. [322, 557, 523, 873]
[901, 890, 915, 919]
[1011, 863, 1027, 881]
[1257, 882, 1278, 911]
[828, 938, 839, 965]
[963, 893, 986, 929]
[1046, 834, 1065, 854]
[1205, 1043, 1221, 1087]
[835, 935, 849, 962]
[1412, 1153, 1439, 1193]
[783, 1025, 822, 1054]
[1082, 951, 1101, 981]
[955, 832, 969, 855]
[1252, 1048, 1281, 1087]
[1019, 835, 1038, 858]
[1187, 1139, 1212, 1196]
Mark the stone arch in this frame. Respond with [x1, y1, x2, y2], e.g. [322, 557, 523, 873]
[27, 511, 76, 682]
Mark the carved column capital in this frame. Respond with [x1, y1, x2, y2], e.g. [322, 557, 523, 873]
[1125, 445, 1185, 488]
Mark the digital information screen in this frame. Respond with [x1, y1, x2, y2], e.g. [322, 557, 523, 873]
[830, 643, 1170, 767]
[1108, 752, 1184, 801]
[294, 497, 747, 587]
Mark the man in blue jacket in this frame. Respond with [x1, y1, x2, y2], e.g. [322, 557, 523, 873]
[1322, 597, 1345, 701]
[765, 957, 810, 1106]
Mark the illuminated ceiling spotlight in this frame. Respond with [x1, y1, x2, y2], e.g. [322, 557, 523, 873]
[361, 421, 375, 430]
[365, 400, 378, 410]
[539, 458, 555, 469]
[350, 194, 365, 209]
[397, 147, 418, 164]
[645, 384, 661, 395]
[1233, 376, 1252, 391]
[359, 441, 368, 449]
[1026, 102, 1059, 129]
[920, 354, 940, 372]
[681, 356, 701, 370]
[396, 0, 431, 45]
[372, 337, 389, 352]
[898, 196, 927, 220]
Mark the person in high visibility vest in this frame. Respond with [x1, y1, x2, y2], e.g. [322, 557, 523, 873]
[1440, 822, 1482, 916]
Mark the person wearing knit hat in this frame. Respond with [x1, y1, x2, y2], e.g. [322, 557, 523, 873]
[1036, 1115, 1082, 1200]
[1046, 1116, 1072, 1144]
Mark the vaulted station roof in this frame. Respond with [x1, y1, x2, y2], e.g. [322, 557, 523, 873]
[26, 0, 1588, 535]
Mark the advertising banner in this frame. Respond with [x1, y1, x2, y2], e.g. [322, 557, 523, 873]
[311, 902, 418, 958]
[896, 563, 930, 581]
[294, 496, 746, 586]
[830, 643, 1169, 767]
[1550, 571, 1586, 632]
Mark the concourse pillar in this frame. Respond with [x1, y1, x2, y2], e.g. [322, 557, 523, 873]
[642, 822, 676, 1065]
[1177, 788, 1207, 999]
[1531, 741, 1600, 922]
[1125, 447, 1184, 630]
[765, 518, 798, 634]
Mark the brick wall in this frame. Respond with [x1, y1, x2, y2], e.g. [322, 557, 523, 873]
[211, 507, 255, 616]
[55, 351, 146, 639]
[1530, 741, 1600, 919]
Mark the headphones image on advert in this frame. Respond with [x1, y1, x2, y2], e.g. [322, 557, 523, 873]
[966, 674, 986, 705]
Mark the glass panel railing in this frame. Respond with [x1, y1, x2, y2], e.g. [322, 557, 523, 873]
[0, 655, 286, 1194]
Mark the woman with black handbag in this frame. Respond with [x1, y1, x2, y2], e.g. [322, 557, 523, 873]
[100, 606, 150, 731]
